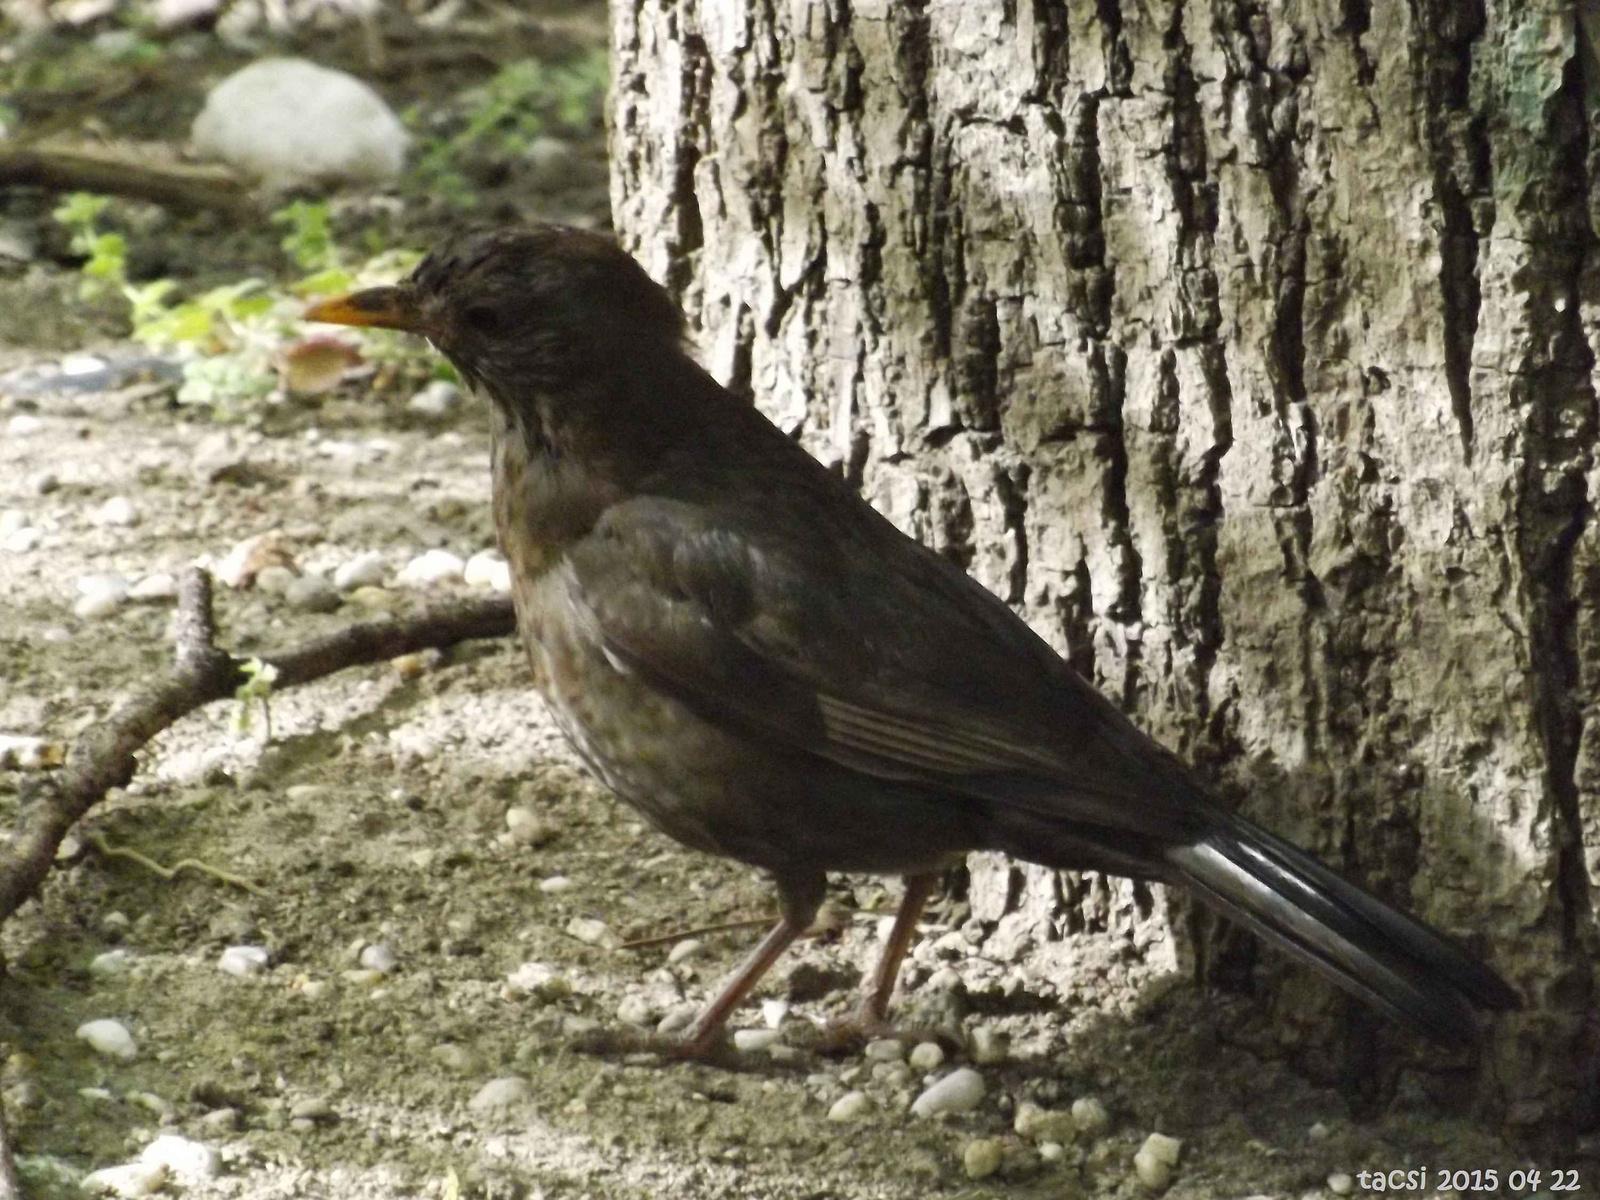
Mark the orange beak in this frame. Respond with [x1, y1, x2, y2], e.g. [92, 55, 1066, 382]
[303, 286, 424, 334]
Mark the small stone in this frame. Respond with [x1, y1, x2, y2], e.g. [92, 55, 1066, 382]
[407, 380, 461, 416]
[359, 943, 397, 972]
[505, 962, 571, 1001]
[1072, 1096, 1111, 1136]
[667, 938, 703, 965]
[346, 584, 394, 611]
[93, 496, 139, 527]
[828, 1090, 871, 1122]
[130, 1092, 176, 1121]
[431, 1043, 480, 1075]
[255, 565, 296, 595]
[1039, 1141, 1066, 1164]
[871, 1061, 912, 1088]
[864, 1038, 905, 1062]
[139, 1134, 221, 1183]
[926, 966, 964, 991]
[214, 530, 295, 589]
[397, 548, 465, 588]
[964, 1139, 1004, 1179]
[539, 875, 573, 893]
[128, 572, 177, 602]
[968, 1026, 1009, 1064]
[74, 573, 130, 619]
[768, 1044, 800, 1064]
[1015, 1101, 1075, 1143]
[3, 526, 40, 553]
[7, 414, 42, 437]
[30, 470, 60, 495]
[81, 1161, 167, 1197]
[657, 1004, 698, 1035]
[464, 549, 511, 592]
[90, 948, 136, 976]
[334, 551, 387, 590]
[1327, 1173, 1353, 1196]
[505, 806, 556, 846]
[566, 916, 610, 946]
[1133, 1132, 1182, 1191]
[733, 1028, 781, 1053]
[76, 1018, 137, 1060]
[761, 999, 790, 1028]
[218, 945, 270, 977]
[289, 1096, 334, 1122]
[286, 574, 341, 612]
[908, 1041, 945, 1072]
[911, 1067, 985, 1118]
[199, 1107, 239, 1133]
[617, 995, 656, 1027]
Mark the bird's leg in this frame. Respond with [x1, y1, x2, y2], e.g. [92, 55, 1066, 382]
[817, 871, 943, 1053]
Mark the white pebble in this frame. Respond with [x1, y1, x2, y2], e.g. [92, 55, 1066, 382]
[76, 1018, 137, 1060]
[464, 550, 512, 592]
[566, 916, 609, 946]
[0, 509, 25, 536]
[761, 998, 789, 1028]
[469, 1076, 531, 1114]
[616, 994, 655, 1027]
[504, 961, 570, 1000]
[539, 875, 573, 893]
[218, 945, 270, 977]
[408, 380, 461, 416]
[1327, 1173, 1353, 1196]
[1072, 1095, 1110, 1135]
[969, 1026, 1009, 1064]
[93, 496, 139, 527]
[667, 938, 703, 964]
[864, 1038, 905, 1062]
[505, 806, 555, 846]
[1133, 1132, 1182, 1191]
[733, 1028, 781, 1052]
[128, 572, 177, 602]
[90, 948, 136, 976]
[911, 1067, 985, 1118]
[1015, 1100, 1075, 1143]
[397, 548, 465, 588]
[827, 1090, 871, 1121]
[1039, 1140, 1066, 1164]
[1308, 1121, 1329, 1141]
[334, 551, 387, 591]
[61, 353, 106, 375]
[74, 573, 130, 619]
[359, 943, 397, 972]
[908, 1041, 945, 1072]
[7, 414, 42, 437]
[81, 1161, 167, 1197]
[3, 526, 40, 553]
[964, 1138, 1004, 1179]
[139, 1134, 221, 1182]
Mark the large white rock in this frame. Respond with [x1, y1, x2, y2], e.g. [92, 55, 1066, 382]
[192, 58, 409, 191]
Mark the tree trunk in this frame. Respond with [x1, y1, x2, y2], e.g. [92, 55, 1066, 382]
[609, 0, 1598, 1126]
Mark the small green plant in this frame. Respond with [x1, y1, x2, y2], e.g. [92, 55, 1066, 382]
[51, 192, 128, 301]
[234, 657, 280, 740]
[273, 199, 337, 272]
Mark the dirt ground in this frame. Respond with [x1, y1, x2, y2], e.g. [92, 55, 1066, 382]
[0, 5, 1575, 1198]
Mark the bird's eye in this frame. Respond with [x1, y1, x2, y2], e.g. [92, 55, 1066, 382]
[463, 305, 503, 335]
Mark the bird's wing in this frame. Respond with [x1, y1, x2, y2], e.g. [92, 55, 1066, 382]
[568, 491, 1210, 842]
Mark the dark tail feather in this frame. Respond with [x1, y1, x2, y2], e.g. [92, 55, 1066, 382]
[1166, 816, 1521, 1046]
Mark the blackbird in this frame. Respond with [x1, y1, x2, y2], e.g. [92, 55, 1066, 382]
[307, 224, 1520, 1055]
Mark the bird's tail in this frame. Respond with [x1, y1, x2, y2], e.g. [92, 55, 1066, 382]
[1165, 815, 1521, 1046]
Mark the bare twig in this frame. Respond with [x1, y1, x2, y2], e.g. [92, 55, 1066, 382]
[87, 832, 267, 897]
[0, 571, 514, 923]
[0, 144, 256, 215]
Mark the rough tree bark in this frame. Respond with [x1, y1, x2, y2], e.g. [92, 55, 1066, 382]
[609, 0, 1599, 1127]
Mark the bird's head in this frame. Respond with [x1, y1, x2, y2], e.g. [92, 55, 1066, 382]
[304, 225, 686, 396]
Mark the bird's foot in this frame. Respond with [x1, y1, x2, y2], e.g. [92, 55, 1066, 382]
[566, 1024, 746, 1069]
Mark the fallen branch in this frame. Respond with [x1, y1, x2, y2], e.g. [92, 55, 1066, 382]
[0, 569, 514, 923]
[0, 144, 256, 215]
